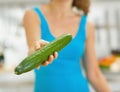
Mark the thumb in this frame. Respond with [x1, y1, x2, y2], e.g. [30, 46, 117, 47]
[40, 39, 49, 47]
[34, 41, 41, 50]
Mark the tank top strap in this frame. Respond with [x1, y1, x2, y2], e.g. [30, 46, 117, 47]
[33, 7, 50, 39]
[77, 15, 87, 40]
[33, 7, 47, 25]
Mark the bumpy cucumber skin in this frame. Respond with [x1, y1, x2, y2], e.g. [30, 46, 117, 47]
[15, 34, 72, 75]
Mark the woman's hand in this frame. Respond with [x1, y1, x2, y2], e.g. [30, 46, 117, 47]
[29, 39, 58, 69]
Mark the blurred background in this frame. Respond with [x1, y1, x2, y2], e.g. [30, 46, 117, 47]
[0, 0, 120, 92]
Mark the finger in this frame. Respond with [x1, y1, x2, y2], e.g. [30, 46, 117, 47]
[34, 41, 41, 50]
[40, 40, 49, 47]
[36, 66, 40, 70]
[54, 52, 58, 59]
[48, 55, 54, 63]
[41, 61, 49, 66]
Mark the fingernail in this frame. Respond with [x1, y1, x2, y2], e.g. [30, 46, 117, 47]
[46, 62, 49, 65]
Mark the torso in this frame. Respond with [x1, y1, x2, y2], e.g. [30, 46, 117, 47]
[38, 5, 82, 38]
[33, 5, 89, 92]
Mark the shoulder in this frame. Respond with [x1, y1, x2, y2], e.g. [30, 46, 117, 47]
[86, 22, 95, 39]
[23, 9, 40, 25]
[87, 22, 95, 32]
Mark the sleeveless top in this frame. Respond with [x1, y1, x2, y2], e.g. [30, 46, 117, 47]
[33, 7, 90, 92]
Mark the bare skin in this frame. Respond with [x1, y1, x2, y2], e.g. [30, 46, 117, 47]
[23, 0, 111, 91]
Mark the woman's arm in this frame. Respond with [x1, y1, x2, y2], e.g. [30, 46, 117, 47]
[23, 10, 57, 68]
[23, 10, 41, 53]
[85, 23, 111, 92]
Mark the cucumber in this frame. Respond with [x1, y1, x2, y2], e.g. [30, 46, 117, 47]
[15, 34, 72, 75]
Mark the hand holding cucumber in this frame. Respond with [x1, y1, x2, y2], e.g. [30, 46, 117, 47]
[15, 34, 72, 75]
[33, 39, 58, 69]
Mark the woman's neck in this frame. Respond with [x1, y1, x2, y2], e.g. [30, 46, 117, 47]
[48, 0, 73, 17]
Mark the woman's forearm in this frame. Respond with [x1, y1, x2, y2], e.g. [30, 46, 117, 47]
[88, 69, 111, 92]
[85, 23, 111, 92]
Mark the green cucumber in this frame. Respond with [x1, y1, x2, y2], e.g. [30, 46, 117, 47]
[15, 34, 72, 75]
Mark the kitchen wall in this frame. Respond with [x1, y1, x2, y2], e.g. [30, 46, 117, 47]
[89, 0, 120, 58]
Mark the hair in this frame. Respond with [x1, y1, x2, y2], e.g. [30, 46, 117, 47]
[72, 0, 90, 15]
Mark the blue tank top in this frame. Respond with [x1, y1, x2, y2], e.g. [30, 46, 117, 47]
[33, 7, 90, 92]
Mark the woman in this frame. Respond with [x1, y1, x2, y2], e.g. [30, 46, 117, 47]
[23, 0, 111, 92]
